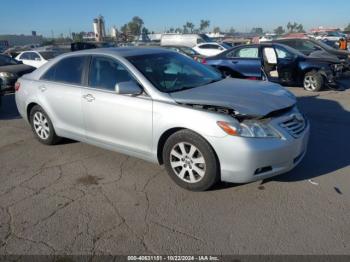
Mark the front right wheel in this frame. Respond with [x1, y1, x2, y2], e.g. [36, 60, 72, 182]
[303, 71, 324, 92]
[163, 130, 220, 191]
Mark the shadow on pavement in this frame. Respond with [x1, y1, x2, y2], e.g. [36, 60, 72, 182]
[273, 94, 350, 182]
[0, 94, 21, 120]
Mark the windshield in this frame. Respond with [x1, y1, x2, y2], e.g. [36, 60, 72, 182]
[0, 54, 19, 66]
[126, 52, 223, 93]
[276, 44, 305, 57]
[310, 39, 338, 51]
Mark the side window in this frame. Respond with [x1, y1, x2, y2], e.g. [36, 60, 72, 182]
[20, 53, 30, 60]
[41, 56, 87, 85]
[227, 47, 259, 58]
[89, 56, 134, 91]
[31, 52, 41, 61]
[199, 44, 211, 49]
[275, 47, 295, 59]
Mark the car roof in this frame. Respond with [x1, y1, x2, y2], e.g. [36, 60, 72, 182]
[66, 47, 172, 57]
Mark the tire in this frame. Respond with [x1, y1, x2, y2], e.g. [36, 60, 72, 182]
[163, 130, 220, 191]
[29, 105, 61, 145]
[303, 71, 324, 92]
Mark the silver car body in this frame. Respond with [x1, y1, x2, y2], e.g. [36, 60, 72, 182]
[15, 48, 310, 183]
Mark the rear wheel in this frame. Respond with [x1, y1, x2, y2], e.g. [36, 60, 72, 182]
[303, 71, 324, 92]
[30, 105, 61, 145]
[163, 130, 219, 191]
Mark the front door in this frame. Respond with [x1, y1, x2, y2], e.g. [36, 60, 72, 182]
[82, 55, 153, 156]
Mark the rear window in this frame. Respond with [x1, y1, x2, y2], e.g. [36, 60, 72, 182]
[41, 56, 87, 85]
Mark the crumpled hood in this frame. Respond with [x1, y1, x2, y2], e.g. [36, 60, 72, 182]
[308, 51, 341, 63]
[169, 78, 296, 117]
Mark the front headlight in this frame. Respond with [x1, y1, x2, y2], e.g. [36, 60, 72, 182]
[0, 72, 16, 78]
[217, 120, 281, 138]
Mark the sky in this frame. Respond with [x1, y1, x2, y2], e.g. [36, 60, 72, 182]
[0, 0, 349, 36]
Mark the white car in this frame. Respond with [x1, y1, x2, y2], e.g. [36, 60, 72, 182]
[193, 42, 230, 57]
[315, 32, 346, 42]
[15, 51, 56, 68]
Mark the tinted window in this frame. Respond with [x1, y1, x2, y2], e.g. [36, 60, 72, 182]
[20, 52, 31, 60]
[41, 56, 87, 85]
[31, 52, 41, 60]
[89, 56, 133, 91]
[227, 47, 259, 58]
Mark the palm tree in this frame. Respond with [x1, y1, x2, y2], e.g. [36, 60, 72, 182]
[200, 20, 210, 33]
[186, 22, 195, 33]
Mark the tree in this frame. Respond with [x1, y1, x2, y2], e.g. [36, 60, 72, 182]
[185, 22, 195, 33]
[175, 27, 183, 33]
[168, 27, 175, 33]
[287, 22, 305, 33]
[128, 16, 144, 36]
[274, 26, 285, 35]
[120, 24, 128, 35]
[228, 27, 235, 35]
[142, 27, 149, 35]
[251, 27, 264, 35]
[213, 26, 221, 34]
[199, 20, 210, 33]
[182, 25, 189, 34]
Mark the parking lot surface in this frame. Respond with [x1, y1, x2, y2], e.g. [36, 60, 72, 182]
[0, 87, 349, 255]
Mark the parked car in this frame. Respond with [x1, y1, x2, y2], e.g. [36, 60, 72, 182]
[193, 42, 231, 57]
[15, 51, 57, 68]
[71, 41, 115, 52]
[206, 43, 345, 91]
[15, 48, 309, 191]
[0, 54, 35, 93]
[315, 31, 346, 42]
[162, 45, 206, 62]
[160, 34, 213, 48]
[272, 38, 350, 69]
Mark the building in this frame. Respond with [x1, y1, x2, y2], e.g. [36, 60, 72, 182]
[93, 16, 106, 42]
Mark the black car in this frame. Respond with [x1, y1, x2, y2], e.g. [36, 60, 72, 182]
[206, 43, 344, 92]
[0, 54, 35, 93]
[272, 38, 350, 68]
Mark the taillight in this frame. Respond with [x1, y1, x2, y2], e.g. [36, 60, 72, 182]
[15, 82, 20, 92]
[201, 58, 207, 64]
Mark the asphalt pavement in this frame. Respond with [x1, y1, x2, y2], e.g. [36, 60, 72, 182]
[0, 87, 349, 256]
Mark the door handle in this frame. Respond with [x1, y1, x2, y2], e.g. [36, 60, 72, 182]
[38, 85, 46, 92]
[232, 61, 239, 64]
[83, 94, 95, 102]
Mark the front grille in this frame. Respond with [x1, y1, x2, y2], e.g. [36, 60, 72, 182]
[280, 114, 307, 138]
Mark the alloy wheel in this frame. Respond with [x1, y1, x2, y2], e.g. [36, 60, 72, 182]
[170, 142, 206, 184]
[304, 75, 318, 91]
[33, 112, 50, 140]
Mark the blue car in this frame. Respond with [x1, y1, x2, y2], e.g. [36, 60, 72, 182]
[205, 43, 344, 92]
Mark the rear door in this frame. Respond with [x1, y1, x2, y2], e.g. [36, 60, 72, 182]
[38, 55, 89, 139]
[81, 55, 153, 156]
[225, 46, 262, 78]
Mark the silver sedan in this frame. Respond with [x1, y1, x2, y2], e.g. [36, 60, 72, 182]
[15, 48, 309, 191]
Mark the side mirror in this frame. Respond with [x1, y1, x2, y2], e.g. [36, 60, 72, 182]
[263, 47, 277, 65]
[35, 57, 41, 61]
[115, 81, 142, 95]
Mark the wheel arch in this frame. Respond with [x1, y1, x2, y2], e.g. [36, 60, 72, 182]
[156, 128, 221, 174]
